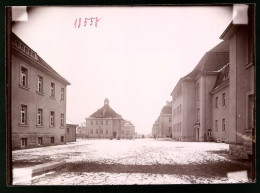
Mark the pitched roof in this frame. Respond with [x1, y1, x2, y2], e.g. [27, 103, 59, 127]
[89, 104, 122, 119]
[12, 32, 70, 85]
[183, 41, 229, 80]
[211, 63, 229, 93]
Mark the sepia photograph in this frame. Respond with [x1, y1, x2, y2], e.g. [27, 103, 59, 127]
[6, 4, 255, 185]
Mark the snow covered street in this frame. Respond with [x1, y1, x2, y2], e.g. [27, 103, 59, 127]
[12, 139, 252, 185]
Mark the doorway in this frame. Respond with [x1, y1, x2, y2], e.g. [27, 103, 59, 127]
[113, 132, 117, 139]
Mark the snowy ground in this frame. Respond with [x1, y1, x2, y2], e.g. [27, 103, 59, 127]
[12, 138, 252, 185]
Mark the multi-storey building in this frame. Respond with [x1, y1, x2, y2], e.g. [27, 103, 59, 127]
[152, 119, 159, 139]
[85, 98, 134, 139]
[121, 121, 135, 139]
[170, 5, 254, 159]
[220, 5, 254, 158]
[11, 32, 70, 150]
[171, 41, 229, 142]
[210, 63, 230, 143]
[152, 101, 172, 139]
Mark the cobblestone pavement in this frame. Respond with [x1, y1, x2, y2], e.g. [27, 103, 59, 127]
[12, 139, 253, 185]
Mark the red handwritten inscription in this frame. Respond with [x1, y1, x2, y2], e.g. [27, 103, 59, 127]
[74, 17, 101, 28]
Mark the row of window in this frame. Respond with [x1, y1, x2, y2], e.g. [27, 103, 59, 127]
[215, 93, 226, 109]
[20, 104, 65, 127]
[173, 104, 182, 117]
[21, 136, 64, 147]
[90, 120, 109, 125]
[172, 122, 182, 132]
[20, 66, 65, 101]
[214, 118, 226, 132]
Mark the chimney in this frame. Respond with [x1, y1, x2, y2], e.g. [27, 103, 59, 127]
[104, 98, 109, 106]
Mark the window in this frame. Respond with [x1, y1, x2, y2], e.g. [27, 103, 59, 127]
[106, 120, 108, 125]
[91, 121, 93, 125]
[37, 76, 43, 93]
[51, 137, 55, 144]
[61, 136, 64, 142]
[37, 108, 43, 125]
[96, 121, 98, 125]
[215, 97, 218, 109]
[247, 94, 255, 129]
[20, 105, 27, 124]
[169, 117, 172, 123]
[50, 82, 55, 98]
[96, 129, 98, 134]
[50, 111, 55, 126]
[197, 83, 200, 101]
[106, 129, 108, 134]
[215, 120, 218, 132]
[169, 127, 172, 132]
[20, 66, 28, 87]
[60, 114, 64, 127]
[67, 128, 69, 133]
[100, 129, 103, 134]
[90, 129, 93, 134]
[21, 138, 27, 147]
[101, 121, 103, 125]
[196, 108, 200, 122]
[222, 118, 226, 132]
[61, 87, 65, 101]
[38, 137, 43, 145]
[222, 93, 226, 106]
[208, 131, 211, 136]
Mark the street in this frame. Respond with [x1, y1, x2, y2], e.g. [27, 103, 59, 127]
[12, 139, 252, 185]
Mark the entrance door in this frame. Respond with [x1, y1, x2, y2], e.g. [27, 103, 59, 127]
[113, 132, 117, 139]
[196, 128, 199, 141]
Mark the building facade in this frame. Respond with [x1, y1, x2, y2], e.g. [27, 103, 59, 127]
[169, 5, 254, 159]
[121, 121, 135, 139]
[220, 5, 255, 158]
[11, 32, 70, 150]
[152, 101, 172, 139]
[86, 99, 134, 139]
[171, 41, 229, 142]
[66, 124, 78, 142]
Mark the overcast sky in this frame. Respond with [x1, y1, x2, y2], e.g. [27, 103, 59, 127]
[12, 6, 232, 135]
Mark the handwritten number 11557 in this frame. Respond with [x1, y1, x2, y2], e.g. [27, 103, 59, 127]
[74, 17, 101, 28]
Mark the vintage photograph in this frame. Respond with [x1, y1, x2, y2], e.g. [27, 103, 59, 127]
[7, 5, 255, 185]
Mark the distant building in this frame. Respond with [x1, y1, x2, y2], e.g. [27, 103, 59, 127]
[154, 101, 172, 138]
[85, 99, 134, 139]
[152, 119, 159, 138]
[66, 124, 78, 142]
[121, 121, 135, 139]
[76, 123, 87, 139]
[11, 32, 70, 149]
